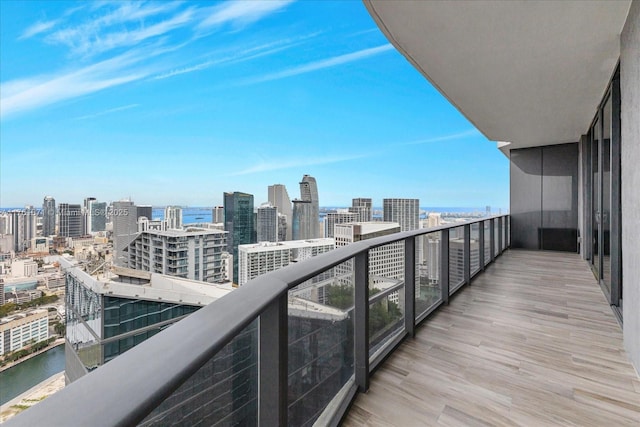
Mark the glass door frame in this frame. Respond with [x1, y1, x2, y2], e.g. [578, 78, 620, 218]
[586, 64, 622, 317]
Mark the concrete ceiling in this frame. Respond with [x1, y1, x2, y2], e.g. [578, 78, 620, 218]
[364, 0, 631, 154]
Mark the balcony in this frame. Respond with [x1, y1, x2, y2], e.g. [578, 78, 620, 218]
[343, 249, 640, 425]
[8, 215, 638, 426]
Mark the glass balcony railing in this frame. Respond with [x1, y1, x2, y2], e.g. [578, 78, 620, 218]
[6, 215, 509, 427]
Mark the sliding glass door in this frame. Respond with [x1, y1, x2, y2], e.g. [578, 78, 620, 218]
[588, 65, 621, 315]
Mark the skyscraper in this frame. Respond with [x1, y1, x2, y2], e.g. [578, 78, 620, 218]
[42, 196, 56, 237]
[350, 198, 373, 222]
[165, 206, 183, 230]
[224, 192, 255, 284]
[83, 197, 97, 235]
[59, 203, 83, 237]
[299, 175, 320, 238]
[292, 199, 313, 240]
[268, 184, 293, 240]
[111, 200, 139, 266]
[8, 209, 37, 252]
[256, 203, 278, 243]
[383, 198, 420, 232]
[87, 200, 107, 233]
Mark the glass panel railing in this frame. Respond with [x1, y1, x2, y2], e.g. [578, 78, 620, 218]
[368, 242, 405, 357]
[139, 320, 258, 426]
[288, 263, 354, 426]
[484, 220, 491, 266]
[415, 232, 442, 319]
[449, 226, 465, 294]
[470, 223, 480, 275]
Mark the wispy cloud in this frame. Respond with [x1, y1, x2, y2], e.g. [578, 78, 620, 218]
[45, 3, 193, 57]
[238, 44, 394, 85]
[1, 50, 154, 119]
[229, 153, 371, 176]
[19, 20, 59, 40]
[153, 33, 319, 80]
[198, 0, 294, 30]
[398, 129, 481, 146]
[74, 103, 140, 120]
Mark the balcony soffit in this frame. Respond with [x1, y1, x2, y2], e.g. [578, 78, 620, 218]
[364, 0, 631, 155]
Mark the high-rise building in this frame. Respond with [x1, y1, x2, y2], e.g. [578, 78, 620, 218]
[87, 200, 107, 233]
[292, 199, 313, 240]
[42, 196, 56, 237]
[350, 198, 373, 222]
[334, 222, 403, 303]
[448, 237, 479, 288]
[127, 227, 228, 283]
[111, 200, 139, 266]
[383, 198, 419, 232]
[7, 208, 37, 253]
[59, 203, 83, 238]
[323, 211, 357, 238]
[82, 197, 97, 235]
[256, 203, 278, 243]
[212, 206, 225, 224]
[268, 184, 293, 240]
[299, 175, 320, 238]
[224, 192, 255, 284]
[164, 206, 183, 230]
[238, 238, 335, 286]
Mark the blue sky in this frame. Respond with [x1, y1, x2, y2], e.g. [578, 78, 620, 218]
[0, 0, 509, 209]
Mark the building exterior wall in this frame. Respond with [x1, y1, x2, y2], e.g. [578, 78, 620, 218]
[59, 204, 83, 238]
[256, 204, 278, 243]
[324, 212, 357, 238]
[292, 200, 313, 240]
[238, 239, 335, 286]
[128, 229, 227, 283]
[224, 192, 255, 284]
[621, 0, 640, 374]
[383, 199, 419, 232]
[112, 200, 139, 266]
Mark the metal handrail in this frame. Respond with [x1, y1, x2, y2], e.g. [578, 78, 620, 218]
[5, 215, 509, 427]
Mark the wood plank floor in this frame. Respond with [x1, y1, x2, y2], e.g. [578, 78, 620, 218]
[342, 250, 640, 426]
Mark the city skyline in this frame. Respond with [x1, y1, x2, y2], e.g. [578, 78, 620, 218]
[0, 1, 509, 208]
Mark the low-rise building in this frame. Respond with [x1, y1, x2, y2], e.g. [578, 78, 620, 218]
[0, 309, 49, 355]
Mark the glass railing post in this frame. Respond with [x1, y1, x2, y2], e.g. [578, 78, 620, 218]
[464, 224, 471, 285]
[440, 228, 450, 304]
[489, 219, 495, 263]
[506, 216, 510, 248]
[354, 251, 370, 392]
[498, 217, 503, 253]
[479, 221, 485, 270]
[404, 237, 416, 338]
[259, 293, 288, 426]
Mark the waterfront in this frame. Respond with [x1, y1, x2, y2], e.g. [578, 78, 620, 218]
[0, 345, 65, 406]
